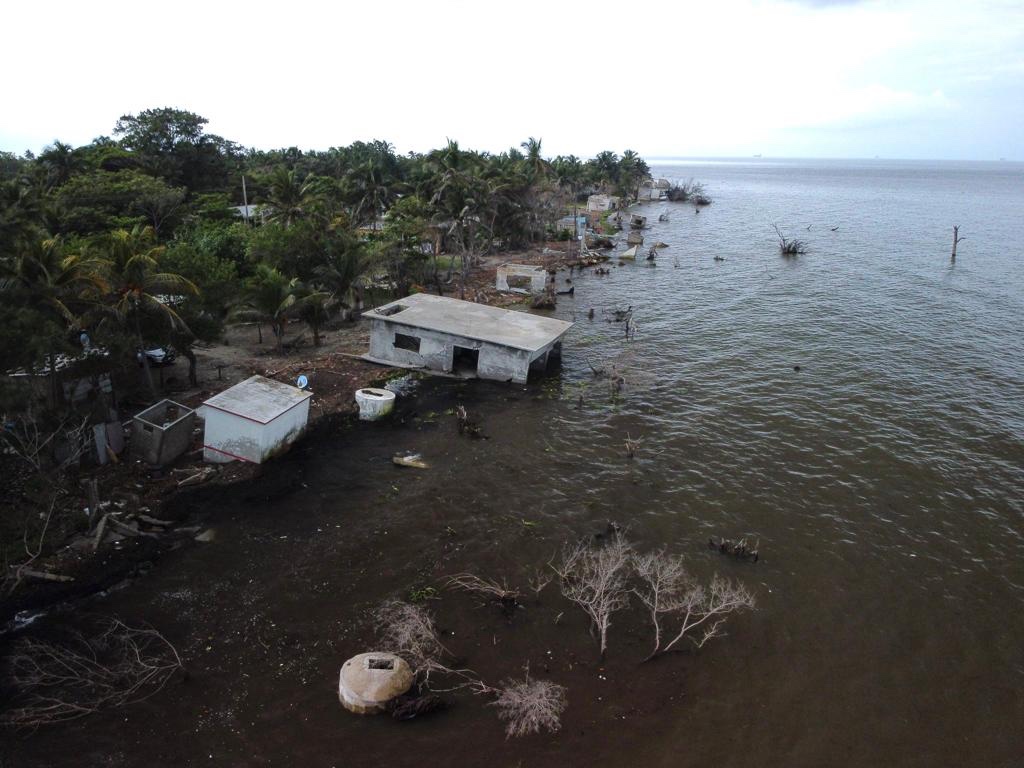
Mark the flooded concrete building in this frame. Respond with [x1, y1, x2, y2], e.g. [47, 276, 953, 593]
[364, 293, 572, 384]
[495, 263, 549, 294]
[200, 375, 312, 463]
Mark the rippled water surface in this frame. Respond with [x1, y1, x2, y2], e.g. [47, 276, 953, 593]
[14, 159, 1024, 767]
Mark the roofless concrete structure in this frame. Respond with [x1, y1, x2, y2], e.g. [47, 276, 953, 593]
[364, 294, 572, 384]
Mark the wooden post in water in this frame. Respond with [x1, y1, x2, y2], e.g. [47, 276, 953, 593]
[951, 225, 964, 262]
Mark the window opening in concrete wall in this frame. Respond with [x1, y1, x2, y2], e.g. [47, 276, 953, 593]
[506, 274, 533, 289]
[394, 332, 421, 352]
[452, 345, 480, 375]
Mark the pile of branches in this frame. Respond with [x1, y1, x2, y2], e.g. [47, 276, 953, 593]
[3, 617, 183, 729]
[373, 600, 566, 737]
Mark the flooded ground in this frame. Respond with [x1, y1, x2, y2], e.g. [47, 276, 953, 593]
[6, 159, 1024, 766]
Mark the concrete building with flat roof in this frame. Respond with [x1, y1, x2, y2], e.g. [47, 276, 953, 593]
[200, 375, 312, 463]
[364, 294, 572, 384]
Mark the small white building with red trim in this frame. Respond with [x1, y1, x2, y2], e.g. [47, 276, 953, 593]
[200, 375, 312, 463]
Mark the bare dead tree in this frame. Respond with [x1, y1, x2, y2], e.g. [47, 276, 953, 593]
[773, 223, 807, 256]
[632, 550, 755, 660]
[1, 410, 91, 474]
[4, 493, 60, 594]
[631, 549, 693, 660]
[528, 566, 552, 596]
[489, 667, 567, 738]
[3, 618, 183, 729]
[553, 536, 632, 658]
[951, 225, 965, 262]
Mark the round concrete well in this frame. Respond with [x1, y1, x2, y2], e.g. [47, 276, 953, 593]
[355, 388, 396, 421]
[338, 652, 413, 714]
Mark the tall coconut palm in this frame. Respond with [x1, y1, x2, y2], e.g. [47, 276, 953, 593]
[98, 225, 198, 399]
[262, 167, 318, 227]
[314, 237, 367, 318]
[520, 137, 549, 182]
[344, 160, 382, 229]
[37, 141, 81, 190]
[619, 150, 650, 199]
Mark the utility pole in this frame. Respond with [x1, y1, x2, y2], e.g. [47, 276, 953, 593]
[241, 175, 251, 226]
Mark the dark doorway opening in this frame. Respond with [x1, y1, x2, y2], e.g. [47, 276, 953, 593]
[452, 345, 479, 376]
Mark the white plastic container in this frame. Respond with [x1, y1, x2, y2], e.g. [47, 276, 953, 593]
[355, 387, 396, 420]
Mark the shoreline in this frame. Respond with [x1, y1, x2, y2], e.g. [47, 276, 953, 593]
[0, 240, 595, 628]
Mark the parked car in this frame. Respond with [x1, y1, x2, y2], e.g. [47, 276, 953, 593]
[136, 346, 176, 367]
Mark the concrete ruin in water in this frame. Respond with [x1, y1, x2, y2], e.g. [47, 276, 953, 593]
[363, 293, 572, 384]
[495, 263, 550, 294]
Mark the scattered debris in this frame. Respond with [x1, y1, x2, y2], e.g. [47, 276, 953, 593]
[393, 453, 429, 469]
[708, 537, 760, 562]
[386, 691, 446, 721]
[446, 573, 520, 618]
[455, 405, 485, 439]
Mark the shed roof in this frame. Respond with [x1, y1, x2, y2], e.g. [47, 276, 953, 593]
[368, 294, 572, 352]
[202, 375, 311, 425]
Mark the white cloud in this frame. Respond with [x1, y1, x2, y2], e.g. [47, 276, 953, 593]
[0, 0, 1020, 159]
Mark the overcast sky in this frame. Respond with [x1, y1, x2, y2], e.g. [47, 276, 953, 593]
[2, 0, 1022, 160]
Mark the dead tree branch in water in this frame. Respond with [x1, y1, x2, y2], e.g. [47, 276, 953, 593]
[3, 618, 183, 729]
[374, 600, 448, 675]
[528, 566, 553, 595]
[773, 223, 807, 256]
[951, 225, 965, 262]
[445, 573, 520, 617]
[552, 536, 632, 658]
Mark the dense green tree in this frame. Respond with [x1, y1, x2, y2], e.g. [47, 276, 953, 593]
[55, 170, 186, 236]
[96, 225, 197, 397]
[114, 107, 240, 191]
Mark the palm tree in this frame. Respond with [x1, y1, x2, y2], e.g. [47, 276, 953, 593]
[262, 167, 318, 227]
[236, 263, 295, 351]
[37, 141, 81, 190]
[289, 282, 334, 346]
[0, 236, 107, 405]
[591, 151, 620, 190]
[99, 225, 198, 399]
[347, 159, 395, 229]
[314, 237, 367, 319]
[619, 150, 650, 199]
[520, 137, 550, 182]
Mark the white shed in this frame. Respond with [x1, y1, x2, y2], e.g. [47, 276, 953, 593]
[200, 375, 312, 463]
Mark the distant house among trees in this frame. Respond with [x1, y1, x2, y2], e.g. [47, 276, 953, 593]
[587, 194, 621, 212]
